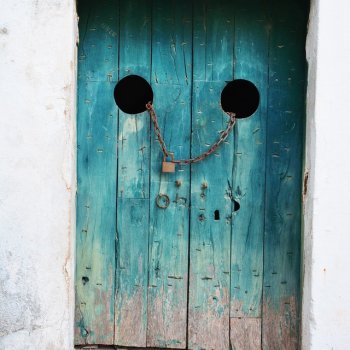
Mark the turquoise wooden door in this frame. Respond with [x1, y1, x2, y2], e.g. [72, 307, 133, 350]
[75, 0, 308, 349]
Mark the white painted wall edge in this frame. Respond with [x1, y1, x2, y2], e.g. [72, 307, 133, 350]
[302, 0, 318, 347]
[0, 1, 78, 349]
[303, 0, 350, 349]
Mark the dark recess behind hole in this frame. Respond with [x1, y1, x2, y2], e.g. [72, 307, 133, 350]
[115, 76, 258, 119]
[221, 79, 260, 118]
[114, 75, 153, 114]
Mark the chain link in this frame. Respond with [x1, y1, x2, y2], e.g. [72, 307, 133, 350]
[146, 102, 236, 165]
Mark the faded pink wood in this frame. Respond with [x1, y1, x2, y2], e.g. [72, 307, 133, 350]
[230, 318, 261, 350]
[262, 297, 299, 350]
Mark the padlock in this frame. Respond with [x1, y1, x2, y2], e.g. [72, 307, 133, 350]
[162, 153, 175, 173]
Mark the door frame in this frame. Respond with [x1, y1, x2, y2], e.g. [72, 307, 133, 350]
[71, 0, 316, 348]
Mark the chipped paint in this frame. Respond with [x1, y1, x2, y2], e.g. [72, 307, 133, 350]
[188, 287, 230, 350]
[76, 1, 307, 349]
[115, 289, 147, 347]
[147, 286, 187, 348]
[230, 318, 261, 350]
[262, 297, 299, 350]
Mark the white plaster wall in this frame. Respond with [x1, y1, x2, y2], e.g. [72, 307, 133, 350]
[0, 1, 77, 349]
[303, 0, 350, 349]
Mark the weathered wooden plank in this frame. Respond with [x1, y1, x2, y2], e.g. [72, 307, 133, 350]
[75, 81, 117, 345]
[115, 198, 149, 346]
[188, 2, 234, 348]
[262, 1, 308, 349]
[147, 84, 191, 348]
[188, 83, 233, 350]
[150, 0, 192, 86]
[115, 1, 151, 347]
[193, 0, 234, 82]
[75, 0, 118, 344]
[230, 318, 261, 350]
[77, 0, 119, 82]
[117, 0, 151, 199]
[147, 1, 192, 348]
[230, 1, 269, 346]
[116, 348, 183, 350]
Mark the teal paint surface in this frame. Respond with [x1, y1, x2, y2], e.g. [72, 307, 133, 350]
[147, 1, 192, 347]
[77, 0, 119, 83]
[262, 1, 308, 348]
[188, 3, 235, 348]
[230, 0, 269, 319]
[76, 0, 308, 348]
[115, 1, 151, 347]
[115, 198, 149, 346]
[117, 0, 151, 199]
[75, 1, 118, 345]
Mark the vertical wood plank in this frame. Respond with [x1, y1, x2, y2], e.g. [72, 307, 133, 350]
[230, 1, 268, 348]
[230, 318, 261, 350]
[75, 0, 118, 345]
[115, 198, 149, 346]
[77, 0, 119, 83]
[262, 1, 308, 349]
[188, 1, 234, 349]
[117, 0, 151, 199]
[115, 0, 151, 347]
[147, 1, 192, 348]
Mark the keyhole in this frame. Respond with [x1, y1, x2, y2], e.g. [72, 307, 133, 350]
[214, 210, 220, 220]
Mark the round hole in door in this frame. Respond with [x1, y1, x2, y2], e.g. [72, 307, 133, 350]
[221, 79, 260, 118]
[114, 75, 153, 114]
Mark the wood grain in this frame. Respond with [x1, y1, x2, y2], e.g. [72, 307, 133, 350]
[117, 0, 151, 199]
[147, 2, 192, 348]
[230, 0, 268, 324]
[77, 0, 119, 83]
[75, 0, 308, 347]
[75, 0, 118, 344]
[230, 318, 261, 350]
[262, 0, 307, 349]
[115, 198, 149, 347]
[115, 1, 151, 347]
[188, 1, 234, 348]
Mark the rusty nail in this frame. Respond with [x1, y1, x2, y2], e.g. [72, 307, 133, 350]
[201, 182, 208, 189]
[175, 180, 182, 187]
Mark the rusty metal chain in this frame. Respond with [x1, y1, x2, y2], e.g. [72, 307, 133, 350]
[146, 102, 236, 165]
